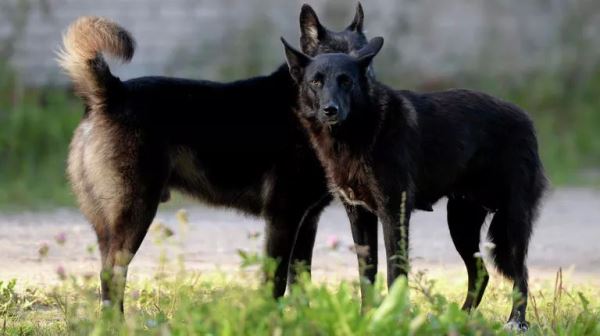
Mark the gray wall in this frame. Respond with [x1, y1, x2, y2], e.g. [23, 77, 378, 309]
[1, 0, 598, 86]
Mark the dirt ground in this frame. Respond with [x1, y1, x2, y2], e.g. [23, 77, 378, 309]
[1, 187, 599, 289]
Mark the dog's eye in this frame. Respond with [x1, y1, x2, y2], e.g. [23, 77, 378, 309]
[310, 79, 322, 88]
[338, 75, 353, 89]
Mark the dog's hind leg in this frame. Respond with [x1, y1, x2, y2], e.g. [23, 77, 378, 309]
[264, 208, 306, 298]
[264, 160, 332, 298]
[287, 195, 331, 287]
[447, 198, 489, 311]
[100, 195, 162, 312]
[82, 140, 168, 313]
[344, 203, 378, 305]
[93, 222, 112, 308]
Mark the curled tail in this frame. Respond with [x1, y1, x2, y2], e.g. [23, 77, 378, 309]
[58, 16, 135, 107]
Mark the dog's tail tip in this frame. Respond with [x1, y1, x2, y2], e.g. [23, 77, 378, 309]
[58, 16, 135, 64]
[58, 16, 135, 104]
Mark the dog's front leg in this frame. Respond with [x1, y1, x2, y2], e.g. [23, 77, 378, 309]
[378, 189, 413, 289]
[344, 203, 378, 307]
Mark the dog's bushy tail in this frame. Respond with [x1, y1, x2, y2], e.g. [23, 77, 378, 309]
[488, 140, 547, 280]
[58, 16, 135, 108]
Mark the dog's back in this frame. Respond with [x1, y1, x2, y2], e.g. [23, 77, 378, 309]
[394, 89, 547, 311]
[397, 88, 547, 212]
[59, 17, 312, 218]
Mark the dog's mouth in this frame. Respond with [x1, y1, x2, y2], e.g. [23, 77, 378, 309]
[320, 114, 345, 126]
[323, 118, 340, 126]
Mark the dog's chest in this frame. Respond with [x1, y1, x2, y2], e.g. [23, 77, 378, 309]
[326, 158, 378, 211]
[336, 183, 377, 210]
[308, 127, 379, 211]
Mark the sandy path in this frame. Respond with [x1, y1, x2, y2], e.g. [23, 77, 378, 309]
[1, 187, 599, 288]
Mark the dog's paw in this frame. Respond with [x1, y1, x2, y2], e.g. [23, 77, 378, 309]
[504, 320, 529, 332]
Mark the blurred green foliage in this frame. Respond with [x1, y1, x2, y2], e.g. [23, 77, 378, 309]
[1, 56, 599, 208]
[0, 63, 81, 208]
[488, 71, 600, 185]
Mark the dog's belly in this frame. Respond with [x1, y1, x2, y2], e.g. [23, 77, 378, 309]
[168, 146, 266, 215]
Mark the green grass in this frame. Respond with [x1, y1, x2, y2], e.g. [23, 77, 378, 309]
[1, 265, 599, 335]
[1, 211, 599, 335]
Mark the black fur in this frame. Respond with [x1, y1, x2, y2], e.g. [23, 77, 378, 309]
[62, 6, 378, 313]
[283, 37, 547, 330]
[300, 3, 368, 57]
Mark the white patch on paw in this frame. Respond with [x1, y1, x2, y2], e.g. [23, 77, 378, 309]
[504, 321, 528, 332]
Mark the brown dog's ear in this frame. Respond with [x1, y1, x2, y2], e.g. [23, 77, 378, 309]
[281, 37, 312, 83]
[347, 2, 364, 32]
[300, 4, 327, 53]
[356, 37, 383, 69]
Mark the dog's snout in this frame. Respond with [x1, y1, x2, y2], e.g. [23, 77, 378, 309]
[323, 104, 338, 117]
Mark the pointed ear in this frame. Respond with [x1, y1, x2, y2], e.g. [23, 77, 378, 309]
[347, 2, 364, 32]
[356, 37, 383, 69]
[300, 4, 327, 52]
[281, 37, 312, 83]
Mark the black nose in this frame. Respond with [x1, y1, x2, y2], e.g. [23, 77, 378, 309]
[323, 105, 338, 117]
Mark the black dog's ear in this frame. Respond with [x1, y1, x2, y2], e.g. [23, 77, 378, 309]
[346, 2, 364, 32]
[356, 37, 383, 69]
[281, 37, 312, 83]
[300, 4, 327, 52]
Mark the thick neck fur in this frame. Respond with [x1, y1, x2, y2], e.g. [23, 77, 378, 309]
[298, 81, 396, 210]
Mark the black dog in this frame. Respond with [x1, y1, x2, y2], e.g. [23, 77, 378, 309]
[282, 35, 546, 330]
[57, 7, 375, 312]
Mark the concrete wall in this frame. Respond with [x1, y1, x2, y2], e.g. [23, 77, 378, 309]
[1, 0, 598, 85]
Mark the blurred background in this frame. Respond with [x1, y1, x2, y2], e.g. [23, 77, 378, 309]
[0, 0, 599, 289]
[0, 0, 599, 208]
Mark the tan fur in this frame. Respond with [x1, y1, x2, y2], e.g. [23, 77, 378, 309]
[305, 26, 319, 42]
[67, 114, 134, 229]
[58, 16, 170, 310]
[59, 16, 137, 230]
[170, 147, 213, 196]
[66, 122, 96, 220]
[57, 16, 135, 107]
[303, 126, 380, 211]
